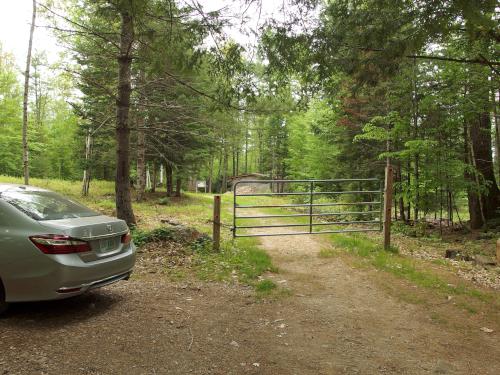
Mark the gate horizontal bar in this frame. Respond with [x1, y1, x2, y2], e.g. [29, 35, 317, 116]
[234, 178, 379, 185]
[235, 190, 381, 197]
[235, 211, 381, 219]
[236, 201, 381, 209]
[236, 220, 380, 229]
[234, 228, 381, 237]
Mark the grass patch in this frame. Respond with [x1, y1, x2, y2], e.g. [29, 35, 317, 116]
[165, 268, 188, 281]
[457, 302, 478, 314]
[318, 248, 337, 258]
[255, 279, 277, 293]
[330, 233, 492, 303]
[432, 259, 449, 266]
[194, 237, 277, 286]
[430, 312, 448, 325]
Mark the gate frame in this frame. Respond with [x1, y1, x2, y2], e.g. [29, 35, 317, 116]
[232, 178, 384, 238]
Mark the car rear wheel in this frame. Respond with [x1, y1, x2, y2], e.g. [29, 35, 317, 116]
[0, 279, 9, 315]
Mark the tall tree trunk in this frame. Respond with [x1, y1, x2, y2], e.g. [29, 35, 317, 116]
[215, 151, 222, 191]
[411, 57, 419, 221]
[166, 164, 173, 196]
[22, 0, 36, 185]
[396, 164, 406, 222]
[467, 111, 500, 228]
[447, 190, 453, 225]
[257, 129, 263, 173]
[221, 146, 228, 193]
[33, 63, 40, 127]
[151, 160, 157, 193]
[236, 149, 240, 176]
[82, 127, 93, 196]
[208, 154, 213, 193]
[115, 9, 136, 226]
[493, 89, 499, 179]
[232, 147, 236, 177]
[414, 155, 419, 221]
[244, 122, 249, 173]
[175, 176, 181, 197]
[146, 164, 151, 190]
[465, 120, 486, 228]
[136, 116, 146, 202]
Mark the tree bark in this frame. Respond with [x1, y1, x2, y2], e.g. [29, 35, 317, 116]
[151, 160, 157, 193]
[115, 8, 136, 226]
[221, 145, 228, 193]
[236, 148, 240, 176]
[244, 122, 249, 173]
[136, 115, 146, 202]
[406, 161, 411, 221]
[175, 176, 181, 197]
[467, 111, 500, 228]
[22, 0, 36, 185]
[396, 164, 406, 222]
[208, 154, 213, 193]
[232, 147, 236, 177]
[493, 89, 499, 179]
[166, 164, 173, 196]
[82, 127, 93, 196]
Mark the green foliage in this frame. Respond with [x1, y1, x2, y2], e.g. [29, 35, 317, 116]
[1, 0, 497, 230]
[131, 227, 176, 247]
[157, 197, 170, 206]
[0, 46, 22, 176]
[194, 238, 276, 285]
[255, 279, 277, 294]
[260, 0, 499, 227]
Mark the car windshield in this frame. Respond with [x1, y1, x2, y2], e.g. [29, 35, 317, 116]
[0, 190, 99, 221]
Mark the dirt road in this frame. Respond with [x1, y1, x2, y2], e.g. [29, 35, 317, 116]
[1, 227, 499, 374]
[254, 230, 500, 374]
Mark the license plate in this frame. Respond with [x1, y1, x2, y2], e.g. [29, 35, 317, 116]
[99, 238, 116, 252]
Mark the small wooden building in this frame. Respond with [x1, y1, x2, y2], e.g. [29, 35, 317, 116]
[228, 173, 271, 194]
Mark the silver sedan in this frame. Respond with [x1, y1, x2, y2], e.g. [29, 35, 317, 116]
[0, 184, 136, 313]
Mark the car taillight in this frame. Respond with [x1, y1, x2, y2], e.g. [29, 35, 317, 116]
[121, 231, 132, 245]
[30, 235, 91, 254]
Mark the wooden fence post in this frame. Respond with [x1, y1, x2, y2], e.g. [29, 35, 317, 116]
[213, 195, 221, 252]
[383, 165, 394, 250]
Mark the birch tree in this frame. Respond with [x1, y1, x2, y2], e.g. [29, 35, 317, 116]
[22, 0, 36, 185]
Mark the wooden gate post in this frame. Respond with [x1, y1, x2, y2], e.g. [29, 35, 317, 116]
[383, 165, 394, 250]
[213, 195, 221, 252]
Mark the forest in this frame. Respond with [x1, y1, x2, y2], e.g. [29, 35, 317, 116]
[0, 0, 498, 230]
[1, 1, 500, 373]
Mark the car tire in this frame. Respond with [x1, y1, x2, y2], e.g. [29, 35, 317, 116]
[0, 279, 9, 315]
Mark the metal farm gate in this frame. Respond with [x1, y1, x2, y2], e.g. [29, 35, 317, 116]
[232, 178, 383, 238]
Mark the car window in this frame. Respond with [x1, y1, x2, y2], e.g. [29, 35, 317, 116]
[0, 190, 99, 221]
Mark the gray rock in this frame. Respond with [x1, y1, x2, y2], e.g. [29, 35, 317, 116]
[161, 218, 182, 226]
[474, 254, 497, 266]
[445, 249, 459, 259]
[444, 250, 472, 261]
[434, 360, 456, 374]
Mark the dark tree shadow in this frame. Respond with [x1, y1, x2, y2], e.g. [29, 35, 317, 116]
[0, 290, 124, 328]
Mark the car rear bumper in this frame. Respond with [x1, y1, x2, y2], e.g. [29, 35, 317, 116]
[4, 244, 136, 302]
[55, 269, 132, 294]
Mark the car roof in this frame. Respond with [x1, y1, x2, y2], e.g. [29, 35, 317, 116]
[0, 183, 51, 194]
